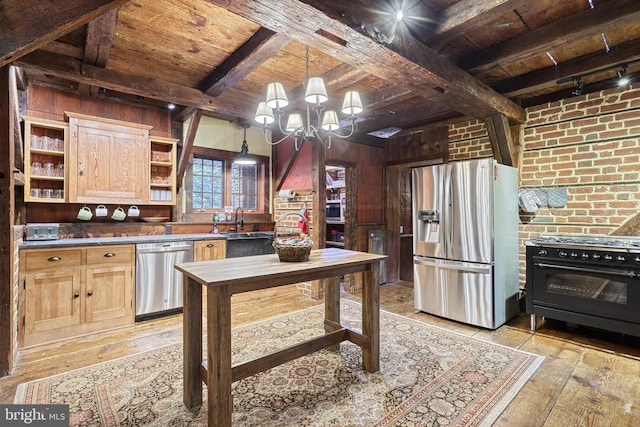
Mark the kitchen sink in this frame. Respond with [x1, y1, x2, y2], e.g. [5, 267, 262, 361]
[225, 232, 274, 240]
[224, 232, 275, 258]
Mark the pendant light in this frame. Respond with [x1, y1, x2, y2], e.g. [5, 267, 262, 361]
[234, 123, 256, 165]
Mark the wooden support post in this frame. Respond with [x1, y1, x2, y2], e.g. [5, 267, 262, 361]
[485, 114, 517, 166]
[0, 65, 15, 376]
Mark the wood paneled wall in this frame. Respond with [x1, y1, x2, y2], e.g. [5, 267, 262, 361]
[26, 84, 172, 137]
[385, 126, 449, 283]
[24, 84, 174, 224]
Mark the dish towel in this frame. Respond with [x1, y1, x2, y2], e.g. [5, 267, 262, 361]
[298, 208, 309, 234]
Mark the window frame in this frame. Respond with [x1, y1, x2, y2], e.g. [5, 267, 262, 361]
[187, 146, 270, 214]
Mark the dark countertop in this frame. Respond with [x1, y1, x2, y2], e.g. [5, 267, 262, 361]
[20, 233, 233, 249]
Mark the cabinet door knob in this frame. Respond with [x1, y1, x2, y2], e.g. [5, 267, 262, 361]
[74, 293, 80, 298]
[79, 169, 84, 176]
[87, 291, 93, 296]
[104, 252, 116, 257]
[47, 256, 62, 262]
[206, 244, 214, 248]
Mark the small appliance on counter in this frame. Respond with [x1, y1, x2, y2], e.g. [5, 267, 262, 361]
[25, 223, 60, 240]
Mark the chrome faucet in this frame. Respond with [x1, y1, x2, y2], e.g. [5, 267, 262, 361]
[232, 207, 244, 232]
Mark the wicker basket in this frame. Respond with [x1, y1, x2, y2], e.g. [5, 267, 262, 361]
[273, 212, 313, 262]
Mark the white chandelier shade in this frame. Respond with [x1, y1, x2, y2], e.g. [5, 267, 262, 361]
[304, 77, 328, 104]
[255, 102, 275, 125]
[342, 91, 363, 116]
[254, 47, 363, 150]
[265, 82, 289, 109]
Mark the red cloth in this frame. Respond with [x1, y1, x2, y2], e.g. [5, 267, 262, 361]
[298, 208, 309, 234]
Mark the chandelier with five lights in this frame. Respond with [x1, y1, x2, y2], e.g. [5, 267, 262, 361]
[254, 47, 364, 150]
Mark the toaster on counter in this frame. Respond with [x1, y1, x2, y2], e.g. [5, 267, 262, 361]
[25, 223, 60, 241]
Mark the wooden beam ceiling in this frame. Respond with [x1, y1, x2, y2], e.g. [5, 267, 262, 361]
[0, 0, 128, 68]
[14, 50, 255, 116]
[429, 0, 530, 50]
[209, 0, 526, 124]
[462, 0, 640, 75]
[494, 39, 640, 98]
[79, 8, 119, 97]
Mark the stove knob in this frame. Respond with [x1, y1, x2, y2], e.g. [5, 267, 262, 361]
[592, 253, 601, 260]
[604, 254, 613, 261]
[538, 249, 548, 256]
[616, 255, 626, 262]
[570, 251, 579, 258]
[581, 253, 589, 260]
[559, 250, 568, 258]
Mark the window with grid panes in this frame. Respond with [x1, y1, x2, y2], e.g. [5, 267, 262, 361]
[191, 157, 224, 210]
[189, 150, 266, 213]
[231, 163, 258, 210]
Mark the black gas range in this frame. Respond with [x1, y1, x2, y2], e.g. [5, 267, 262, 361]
[526, 234, 640, 337]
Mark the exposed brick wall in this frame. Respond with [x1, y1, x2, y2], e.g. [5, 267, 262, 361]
[448, 85, 640, 289]
[448, 119, 494, 161]
[272, 191, 315, 297]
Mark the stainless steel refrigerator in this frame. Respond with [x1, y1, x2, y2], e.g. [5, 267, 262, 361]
[412, 159, 519, 329]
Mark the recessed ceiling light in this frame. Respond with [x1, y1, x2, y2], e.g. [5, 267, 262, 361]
[167, 102, 176, 110]
[395, 10, 404, 21]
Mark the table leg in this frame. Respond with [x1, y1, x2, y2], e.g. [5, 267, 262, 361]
[361, 262, 380, 372]
[324, 276, 341, 351]
[183, 276, 203, 408]
[207, 284, 232, 427]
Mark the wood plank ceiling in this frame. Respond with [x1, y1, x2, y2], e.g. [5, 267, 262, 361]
[2, 0, 640, 146]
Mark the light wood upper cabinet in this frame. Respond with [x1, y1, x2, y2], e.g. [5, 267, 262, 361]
[149, 136, 178, 205]
[23, 117, 68, 203]
[66, 112, 151, 204]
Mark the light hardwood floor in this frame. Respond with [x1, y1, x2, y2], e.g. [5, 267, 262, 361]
[1, 281, 639, 426]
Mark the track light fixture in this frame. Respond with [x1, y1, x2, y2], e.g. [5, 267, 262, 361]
[557, 61, 637, 94]
[617, 67, 630, 86]
[572, 79, 585, 96]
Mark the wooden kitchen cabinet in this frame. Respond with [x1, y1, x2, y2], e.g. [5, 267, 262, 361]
[20, 244, 135, 347]
[66, 112, 151, 204]
[194, 239, 226, 261]
[194, 240, 226, 307]
[149, 136, 178, 205]
[23, 116, 68, 203]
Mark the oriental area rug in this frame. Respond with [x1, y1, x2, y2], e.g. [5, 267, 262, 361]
[15, 300, 543, 426]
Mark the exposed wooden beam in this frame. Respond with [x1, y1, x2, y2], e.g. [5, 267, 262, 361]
[0, 0, 128, 68]
[176, 109, 202, 191]
[493, 38, 640, 98]
[210, 0, 525, 124]
[0, 65, 15, 375]
[484, 114, 516, 166]
[461, 0, 640, 75]
[173, 29, 289, 124]
[361, 84, 414, 111]
[14, 50, 255, 117]
[201, 28, 290, 97]
[430, 0, 530, 50]
[79, 8, 119, 97]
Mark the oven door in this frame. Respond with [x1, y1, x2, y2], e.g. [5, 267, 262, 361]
[529, 258, 639, 323]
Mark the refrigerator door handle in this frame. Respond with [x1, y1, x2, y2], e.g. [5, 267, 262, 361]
[414, 257, 492, 275]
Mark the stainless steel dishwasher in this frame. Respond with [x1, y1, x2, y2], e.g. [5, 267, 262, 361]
[135, 240, 193, 320]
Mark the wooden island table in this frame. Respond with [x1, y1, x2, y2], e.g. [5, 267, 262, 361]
[175, 248, 387, 426]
